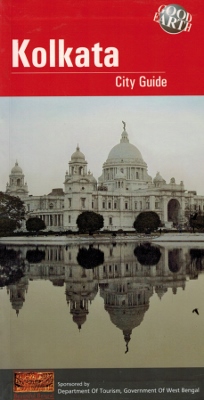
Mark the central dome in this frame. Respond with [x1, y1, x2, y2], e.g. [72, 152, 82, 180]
[99, 124, 152, 190]
[107, 130, 144, 162]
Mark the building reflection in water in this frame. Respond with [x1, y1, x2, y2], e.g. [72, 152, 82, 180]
[1, 241, 204, 352]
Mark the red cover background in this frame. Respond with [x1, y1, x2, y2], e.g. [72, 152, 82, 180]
[0, 0, 203, 96]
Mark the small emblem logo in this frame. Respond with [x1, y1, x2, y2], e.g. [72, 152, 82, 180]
[154, 4, 192, 34]
[14, 371, 54, 393]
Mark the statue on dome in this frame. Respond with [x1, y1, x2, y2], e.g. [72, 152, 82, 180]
[122, 120, 126, 130]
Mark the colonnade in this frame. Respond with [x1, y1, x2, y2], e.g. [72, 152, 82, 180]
[39, 214, 64, 227]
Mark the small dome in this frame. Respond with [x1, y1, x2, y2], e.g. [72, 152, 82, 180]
[107, 130, 144, 162]
[71, 146, 85, 161]
[88, 174, 97, 183]
[153, 172, 166, 183]
[155, 286, 168, 300]
[154, 172, 164, 181]
[72, 314, 87, 330]
[11, 161, 23, 174]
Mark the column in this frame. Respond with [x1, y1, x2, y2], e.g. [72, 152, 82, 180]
[163, 196, 168, 224]
[46, 215, 49, 227]
[150, 195, 155, 211]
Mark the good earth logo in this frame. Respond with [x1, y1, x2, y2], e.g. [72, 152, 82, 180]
[154, 4, 192, 34]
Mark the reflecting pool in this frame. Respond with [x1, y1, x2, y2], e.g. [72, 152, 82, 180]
[0, 241, 204, 369]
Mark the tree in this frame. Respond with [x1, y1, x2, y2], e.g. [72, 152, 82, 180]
[0, 217, 17, 236]
[133, 211, 161, 233]
[134, 243, 161, 266]
[0, 246, 21, 267]
[26, 217, 46, 233]
[190, 214, 204, 231]
[0, 191, 25, 228]
[76, 211, 104, 233]
[77, 246, 104, 269]
[0, 192, 25, 223]
[0, 247, 25, 288]
[26, 249, 45, 263]
[190, 249, 204, 270]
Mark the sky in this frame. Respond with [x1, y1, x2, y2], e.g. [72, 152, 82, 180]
[0, 96, 204, 196]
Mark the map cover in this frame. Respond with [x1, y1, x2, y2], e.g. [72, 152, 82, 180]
[0, 1, 204, 399]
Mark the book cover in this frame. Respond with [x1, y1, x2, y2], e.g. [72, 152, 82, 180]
[0, 1, 204, 399]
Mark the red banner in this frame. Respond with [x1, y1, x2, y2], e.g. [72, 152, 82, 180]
[0, 0, 203, 96]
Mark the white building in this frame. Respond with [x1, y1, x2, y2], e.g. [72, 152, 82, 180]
[5, 124, 203, 231]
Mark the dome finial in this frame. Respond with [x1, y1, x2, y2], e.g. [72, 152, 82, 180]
[121, 121, 129, 143]
[123, 330, 132, 354]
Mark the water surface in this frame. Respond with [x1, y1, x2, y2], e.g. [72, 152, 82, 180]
[0, 241, 204, 369]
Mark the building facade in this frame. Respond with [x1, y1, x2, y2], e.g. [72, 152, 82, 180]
[5, 124, 204, 231]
